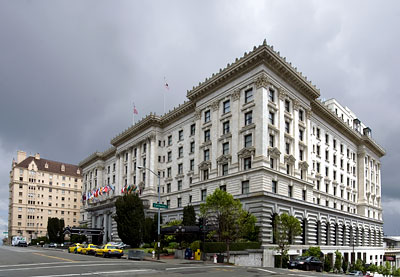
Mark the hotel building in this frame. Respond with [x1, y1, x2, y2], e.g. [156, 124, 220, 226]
[79, 40, 385, 266]
[8, 151, 82, 242]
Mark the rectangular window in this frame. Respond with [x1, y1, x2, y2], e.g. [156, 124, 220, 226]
[190, 141, 195, 153]
[244, 134, 252, 148]
[272, 180, 277, 193]
[167, 151, 172, 162]
[220, 185, 226, 191]
[244, 157, 251, 170]
[204, 149, 210, 161]
[269, 134, 274, 147]
[245, 111, 253, 125]
[167, 183, 171, 193]
[245, 88, 253, 103]
[223, 100, 230, 113]
[223, 121, 230, 134]
[201, 189, 207, 201]
[143, 143, 147, 153]
[325, 134, 329, 144]
[203, 169, 209, 180]
[167, 200, 170, 207]
[299, 129, 304, 141]
[270, 158, 274, 169]
[167, 167, 171, 178]
[178, 147, 183, 158]
[242, 181, 250, 194]
[178, 130, 183, 141]
[190, 159, 194, 171]
[204, 110, 211, 123]
[288, 186, 293, 198]
[268, 88, 275, 102]
[285, 121, 290, 134]
[177, 180, 182, 191]
[204, 130, 210, 142]
[285, 142, 290, 155]
[299, 109, 304, 121]
[316, 128, 320, 139]
[177, 198, 182, 208]
[190, 124, 196, 136]
[168, 135, 172, 146]
[178, 164, 183, 175]
[302, 190, 306, 201]
[285, 99, 290, 112]
[222, 142, 229, 155]
[222, 163, 228, 176]
[269, 112, 275, 125]
[299, 149, 304, 161]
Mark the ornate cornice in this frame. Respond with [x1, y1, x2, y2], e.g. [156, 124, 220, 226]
[299, 161, 309, 170]
[216, 154, 232, 164]
[284, 154, 296, 165]
[198, 161, 211, 170]
[278, 88, 287, 101]
[186, 40, 320, 103]
[194, 108, 202, 120]
[231, 89, 240, 101]
[255, 74, 270, 89]
[211, 100, 220, 111]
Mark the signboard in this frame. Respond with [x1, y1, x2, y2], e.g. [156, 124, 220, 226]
[153, 203, 168, 209]
[2, 232, 8, 238]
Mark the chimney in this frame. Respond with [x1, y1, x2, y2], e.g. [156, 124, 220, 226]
[17, 151, 27, 163]
[34, 153, 40, 160]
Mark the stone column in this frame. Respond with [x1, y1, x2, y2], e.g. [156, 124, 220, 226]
[103, 213, 108, 243]
[254, 74, 269, 159]
[231, 90, 240, 168]
[211, 99, 220, 173]
[127, 149, 132, 186]
[293, 100, 299, 172]
[119, 154, 124, 194]
[278, 88, 286, 169]
[149, 137, 155, 189]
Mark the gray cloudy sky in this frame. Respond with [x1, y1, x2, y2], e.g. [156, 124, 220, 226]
[1, 0, 400, 241]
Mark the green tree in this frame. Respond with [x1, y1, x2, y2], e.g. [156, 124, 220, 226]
[47, 218, 64, 243]
[324, 256, 332, 272]
[303, 246, 322, 258]
[114, 193, 145, 247]
[143, 217, 155, 243]
[334, 250, 342, 273]
[342, 257, 349, 273]
[273, 213, 302, 268]
[200, 189, 257, 263]
[354, 259, 364, 272]
[383, 261, 391, 276]
[182, 205, 196, 226]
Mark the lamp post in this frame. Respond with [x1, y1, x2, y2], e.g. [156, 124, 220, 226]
[137, 165, 161, 260]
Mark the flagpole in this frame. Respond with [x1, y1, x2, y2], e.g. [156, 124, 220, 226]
[163, 91, 165, 115]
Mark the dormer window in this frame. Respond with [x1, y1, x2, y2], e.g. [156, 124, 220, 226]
[45, 162, 49, 169]
[61, 164, 65, 172]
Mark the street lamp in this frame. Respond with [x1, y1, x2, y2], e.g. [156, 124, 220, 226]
[137, 165, 161, 260]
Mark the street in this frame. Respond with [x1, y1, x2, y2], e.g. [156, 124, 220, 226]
[0, 246, 344, 277]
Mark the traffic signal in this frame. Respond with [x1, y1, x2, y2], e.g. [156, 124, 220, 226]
[198, 217, 204, 231]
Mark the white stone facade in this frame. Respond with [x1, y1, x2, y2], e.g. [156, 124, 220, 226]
[79, 41, 385, 266]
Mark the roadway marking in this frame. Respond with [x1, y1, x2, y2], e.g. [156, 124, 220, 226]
[0, 263, 132, 272]
[256, 268, 277, 274]
[166, 265, 234, 270]
[0, 260, 131, 268]
[33, 269, 154, 277]
[33, 253, 77, 262]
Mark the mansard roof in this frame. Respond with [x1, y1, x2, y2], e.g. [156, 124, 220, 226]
[16, 156, 81, 177]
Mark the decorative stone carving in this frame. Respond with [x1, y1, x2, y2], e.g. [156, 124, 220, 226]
[293, 99, 300, 111]
[231, 89, 240, 101]
[238, 147, 255, 158]
[284, 154, 296, 165]
[268, 147, 281, 159]
[278, 88, 287, 100]
[306, 109, 312, 119]
[194, 109, 202, 120]
[255, 74, 270, 89]
[211, 100, 220, 111]
[298, 161, 309, 170]
[198, 161, 211, 170]
[216, 154, 232, 164]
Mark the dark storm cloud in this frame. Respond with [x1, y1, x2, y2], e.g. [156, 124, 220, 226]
[0, 0, 399, 238]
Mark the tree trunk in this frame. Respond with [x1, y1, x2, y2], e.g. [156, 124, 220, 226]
[279, 249, 283, 268]
[226, 241, 230, 264]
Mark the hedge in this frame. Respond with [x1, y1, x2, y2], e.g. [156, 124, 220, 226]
[203, 242, 261, 253]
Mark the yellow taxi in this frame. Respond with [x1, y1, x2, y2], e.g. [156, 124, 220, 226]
[68, 243, 83, 254]
[76, 244, 85, 254]
[94, 244, 123, 258]
[81, 244, 98, 255]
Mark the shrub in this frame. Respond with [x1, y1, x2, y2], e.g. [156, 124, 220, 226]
[324, 257, 332, 272]
[167, 242, 179, 249]
[190, 240, 201, 251]
[334, 250, 342, 272]
[203, 242, 261, 253]
[141, 243, 151, 248]
[342, 258, 349, 273]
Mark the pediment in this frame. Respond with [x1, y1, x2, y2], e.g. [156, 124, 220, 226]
[298, 161, 309, 170]
[238, 147, 255, 158]
[198, 161, 211, 170]
[268, 147, 281, 158]
[216, 154, 232, 164]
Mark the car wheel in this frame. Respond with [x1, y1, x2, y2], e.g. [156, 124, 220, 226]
[103, 252, 107, 258]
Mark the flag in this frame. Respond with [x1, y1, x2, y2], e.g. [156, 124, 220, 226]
[133, 104, 138, 115]
[164, 77, 169, 90]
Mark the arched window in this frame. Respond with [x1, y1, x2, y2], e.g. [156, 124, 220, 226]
[316, 221, 321, 245]
[271, 213, 278, 244]
[335, 223, 339, 246]
[342, 225, 347, 246]
[302, 219, 308, 245]
[326, 222, 331, 245]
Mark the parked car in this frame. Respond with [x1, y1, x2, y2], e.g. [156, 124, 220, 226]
[94, 244, 123, 258]
[348, 270, 364, 276]
[288, 256, 306, 269]
[81, 244, 98, 255]
[17, 241, 28, 247]
[297, 256, 323, 272]
[48, 243, 57, 248]
[68, 243, 83, 253]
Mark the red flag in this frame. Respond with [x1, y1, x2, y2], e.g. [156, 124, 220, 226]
[164, 77, 169, 90]
[133, 105, 138, 115]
